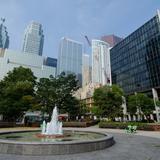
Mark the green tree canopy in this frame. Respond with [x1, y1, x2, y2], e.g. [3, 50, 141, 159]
[36, 73, 80, 119]
[93, 85, 124, 119]
[127, 95, 137, 115]
[128, 93, 155, 117]
[0, 66, 36, 121]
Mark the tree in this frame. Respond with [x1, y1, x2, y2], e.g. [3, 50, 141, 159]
[155, 100, 160, 108]
[91, 106, 103, 118]
[61, 96, 80, 120]
[93, 85, 124, 120]
[54, 73, 79, 110]
[128, 93, 155, 121]
[127, 95, 137, 115]
[79, 101, 90, 116]
[36, 73, 80, 119]
[0, 66, 36, 121]
[35, 77, 55, 116]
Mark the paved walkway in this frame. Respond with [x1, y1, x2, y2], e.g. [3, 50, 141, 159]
[0, 126, 160, 160]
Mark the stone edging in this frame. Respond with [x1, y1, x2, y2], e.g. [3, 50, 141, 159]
[0, 130, 114, 155]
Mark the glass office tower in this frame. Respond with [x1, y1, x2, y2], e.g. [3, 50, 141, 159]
[22, 21, 44, 56]
[57, 37, 82, 86]
[44, 57, 57, 68]
[111, 10, 160, 95]
[0, 19, 9, 49]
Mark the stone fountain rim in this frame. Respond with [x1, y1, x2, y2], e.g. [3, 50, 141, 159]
[0, 129, 113, 145]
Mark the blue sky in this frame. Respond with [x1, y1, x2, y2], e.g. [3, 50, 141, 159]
[0, 0, 160, 58]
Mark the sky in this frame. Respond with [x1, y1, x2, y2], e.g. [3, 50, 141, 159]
[0, 0, 160, 58]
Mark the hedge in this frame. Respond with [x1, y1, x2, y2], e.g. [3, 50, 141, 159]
[63, 120, 99, 128]
[99, 121, 160, 131]
[0, 122, 16, 128]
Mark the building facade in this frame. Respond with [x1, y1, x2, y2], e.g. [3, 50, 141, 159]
[111, 11, 160, 95]
[44, 57, 57, 68]
[57, 37, 82, 86]
[0, 49, 56, 80]
[82, 54, 91, 87]
[101, 34, 122, 47]
[22, 21, 44, 56]
[0, 19, 9, 49]
[111, 10, 160, 122]
[92, 40, 111, 86]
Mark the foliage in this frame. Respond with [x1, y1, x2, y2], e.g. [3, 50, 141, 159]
[91, 106, 103, 118]
[93, 85, 124, 119]
[63, 120, 99, 127]
[0, 66, 36, 121]
[35, 77, 54, 115]
[36, 73, 80, 119]
[61, 96, 80, 120]
[79, 101, 90, 116]
[127, 95, 138, 115]
[99, 121, 157, 131]
[155, 100, 160, 108]
[128, 93, 155, 118]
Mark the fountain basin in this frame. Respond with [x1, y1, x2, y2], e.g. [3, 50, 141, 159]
[36, 133, 68, 139]
[0, 130, 114, 155]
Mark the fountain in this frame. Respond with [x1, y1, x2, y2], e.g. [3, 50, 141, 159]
[39, 106, 63, 137]
[0, 106, 114, 155]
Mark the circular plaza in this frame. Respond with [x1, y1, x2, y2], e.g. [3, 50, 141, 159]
[0, 126, 159, 160]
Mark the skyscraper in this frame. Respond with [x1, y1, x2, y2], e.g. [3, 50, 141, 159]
[111, 10, 160, 95]
[82, 54, 91, 87]
[92, 40, 111, 85]
[101, 35, 122, 47]
[57, 37, 82, 86]
[22, 21, 44, 56]
[110, 10, 160, 122]
[0, 18, 9, 49]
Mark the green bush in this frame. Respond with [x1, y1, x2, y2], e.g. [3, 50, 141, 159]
[99, 121, 158, 131]
[63, 122, 87, 127]
[63, 120, 99, 128]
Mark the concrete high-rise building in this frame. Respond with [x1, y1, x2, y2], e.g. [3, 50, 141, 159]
[0, 18, 9, 49]
[92, 40, 111, 85]
[57, 37, 82, 86]
[82, 54, 91, 87]
[22, 21, 44, 56]
[0, 49, 56, 80]
[101, 35, 122, 47]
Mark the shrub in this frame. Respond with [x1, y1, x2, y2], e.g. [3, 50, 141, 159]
[99, 121, 160, 131]
[63, 120, 99, 128]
